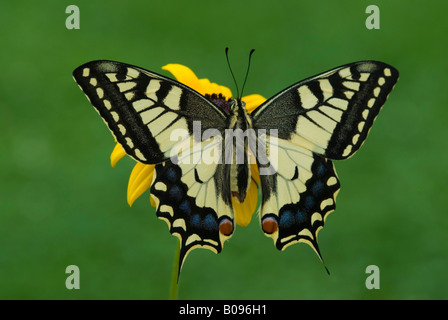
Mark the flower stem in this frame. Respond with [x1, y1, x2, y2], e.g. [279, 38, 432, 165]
[169, 240, 181, 300]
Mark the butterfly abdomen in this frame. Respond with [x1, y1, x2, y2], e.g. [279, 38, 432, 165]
[226, 99, 253, 203]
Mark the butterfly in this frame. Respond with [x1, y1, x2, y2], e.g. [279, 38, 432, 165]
[73, 59, 398, 276]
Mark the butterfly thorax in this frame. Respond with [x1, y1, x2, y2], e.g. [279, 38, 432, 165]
[227, 99, 253, 203]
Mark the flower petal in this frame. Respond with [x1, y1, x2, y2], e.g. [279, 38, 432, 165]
[111, 143, 127, 168]
[162, 64, 205, 95]
[198, 78, 233, 100]
[233, 179, 259, 227]
[250, 163, 261, 185]
[242, 94, 266, 113]
[127, 162, 155, 207]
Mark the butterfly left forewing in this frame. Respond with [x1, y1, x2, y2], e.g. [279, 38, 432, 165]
[73, 60, 227, 164]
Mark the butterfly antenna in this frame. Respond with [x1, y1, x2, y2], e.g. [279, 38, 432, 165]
[225, 47, 240, 98]
[240, 49, 255, 98]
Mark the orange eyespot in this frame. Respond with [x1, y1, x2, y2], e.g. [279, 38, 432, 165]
[262, 217, 278, 234]
[219, 219, 234, 236]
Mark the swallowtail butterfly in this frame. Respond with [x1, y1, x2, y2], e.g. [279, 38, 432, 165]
[73, 59, 398, 275]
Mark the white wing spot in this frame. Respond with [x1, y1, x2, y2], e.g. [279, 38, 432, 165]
[344, 91, 354, 99]
[318, 79, 333, 101]
[125, 92, 135, 100]
[96, 88, 104, 99]
[298, 85, 319, 109]
[320, 198, 334, 210]
[307, 110, 337, 132]
[362, 109, 369, 120]
[118, 124, 126, 135]
[358, 121, 365, 132]
[368, 98, 375, 108]
[319, 105, 343, 122]
[133, 99, 154, 112]
[126, 68, 140, 78]
[186, 234, 201, 246]
[173, 218, 186, 231]
[352, 133, 360, 145]
[163, 86, 183, 110]
[298, 228, 314, 240]
[160, 205, 174, 217]
[126, 137, 134, 148]
[146, 80, 161, 101]
[154, 182, 167, 192]
[342, 145, 352, 157]
[151, 112, 178, 137]
[105, 73, 118, 82]
[373, 87, 381, 97]
[103, 99, 112, 110]
[338, 67, 351, 78]
[89, 78, 97, 86]
[311, 212, 323, 225]
[359, 73, 370, 81]
[384, 68, 392, 77]
[204, 239, 219, 246]
[326, 177, 338, 186]
[343, 81, 360, 91]
[134, 148, 147, 161]
[110, 111, 119, 121]
[140, 107, 165, 124]
[82, 68, 90, 77]
[118, 82, 137, 92]
[327, 98, 348, 110]
[378, 77, 386, 86]
[280, 234, 296, 244]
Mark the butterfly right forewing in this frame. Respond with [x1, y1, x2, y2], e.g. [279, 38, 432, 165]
[252, 61, 399, 160]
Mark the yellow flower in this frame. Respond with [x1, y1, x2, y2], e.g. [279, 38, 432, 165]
[111, 64, 266, 227]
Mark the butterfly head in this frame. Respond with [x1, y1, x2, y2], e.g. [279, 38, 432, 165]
[229, 98, 249, 121]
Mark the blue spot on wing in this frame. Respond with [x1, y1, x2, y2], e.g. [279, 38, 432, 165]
[165, 167, 178, 183]
[169, 185, 183, 203]
[316, 163, 326, 177]
[279, 210, 295, 228]
[203, 213, 218, 231]
[311, 181, 324, 196]
[191, 214, 201, 228]
[304, 196, 315, 209]
[295, 210, 307, 223]
[179, 200, 191, 214]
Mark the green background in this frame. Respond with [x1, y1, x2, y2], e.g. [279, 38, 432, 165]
[1, 0, 447, 299]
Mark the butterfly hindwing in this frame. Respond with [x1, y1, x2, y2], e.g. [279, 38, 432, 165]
[73, 60, 227, 164]
[150, 149, 234, 273]
[256, 136, 340, 258]
[251, 61, 399, 160]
